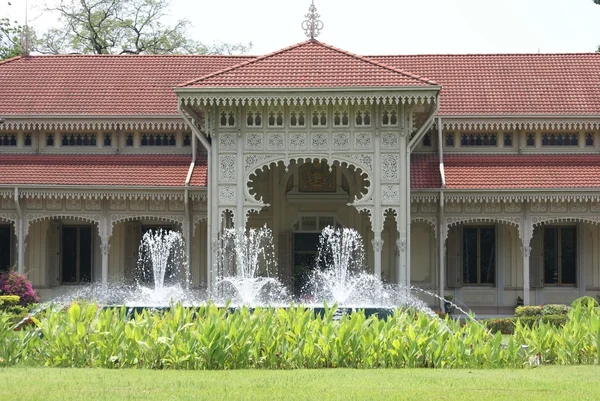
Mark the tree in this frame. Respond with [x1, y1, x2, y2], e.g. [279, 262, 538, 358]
[35, 0, 251, 55]
[1, 1, 23, 60]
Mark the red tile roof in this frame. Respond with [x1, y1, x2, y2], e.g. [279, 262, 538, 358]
[180, 40, 437, 89]
[2, 47, 600, 117]
[0, 54, 251, 116]
[411, 154, 442, 189]
[370, 54, 600, 116]
[0, 154, 207, 187]
[412, 153, 600, 190]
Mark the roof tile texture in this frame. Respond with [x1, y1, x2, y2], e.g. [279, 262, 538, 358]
[2, 47, 600, 117]
[412, 153, 600, 190]
[0, 154, 207, 187]
[179, 40, 436, 88]
[0, 55, 250, 116]
[371, 54, 600, 116]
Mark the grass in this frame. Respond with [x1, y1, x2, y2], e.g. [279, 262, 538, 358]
[2, 366, 600, 401]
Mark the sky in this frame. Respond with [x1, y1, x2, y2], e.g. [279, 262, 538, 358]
[3, 0, 600, 55]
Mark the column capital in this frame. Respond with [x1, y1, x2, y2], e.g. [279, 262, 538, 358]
[395, 238, 407, 253]
[100, 236, 111, 255]
[521, 242, 532, 259]
[371, 238, 384, 252]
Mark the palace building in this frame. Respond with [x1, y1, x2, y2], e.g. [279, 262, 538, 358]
[1, 11, 600, 313]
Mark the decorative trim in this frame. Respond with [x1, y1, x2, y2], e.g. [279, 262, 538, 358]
[444, 216, 521, 241]
[411, 194, 439, 203]
[14, 189, 206, 201]
[110, 213, 184, 228]
[444, 193, 600, 204]
[411, 216, 438, 237]
[443, 119, 600, 131]
[0, 119, 186, 132]
[179, 93, 437, 108]
[531, 216, 600, 227]
[0, 213, 17, 224]
[27, 213, 101, 235]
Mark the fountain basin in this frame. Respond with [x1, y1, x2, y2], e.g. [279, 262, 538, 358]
[102, 305, 396, 320]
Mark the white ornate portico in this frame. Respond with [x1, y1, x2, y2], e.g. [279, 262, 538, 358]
[176, 40, 440, 289]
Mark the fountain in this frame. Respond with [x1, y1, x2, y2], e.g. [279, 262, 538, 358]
[43, 225, 436, 318]
[301, 226, 431, 317]
[214, 226, 288, 306]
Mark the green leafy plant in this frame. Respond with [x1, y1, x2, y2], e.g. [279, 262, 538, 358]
[571, 296, 599, 309]
[515, 306, 542, 317]
[542, 304, 569, 316]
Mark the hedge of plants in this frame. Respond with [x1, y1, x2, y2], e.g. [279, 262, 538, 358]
[484, 297, 596, 335]
[2, 301, 600, 369]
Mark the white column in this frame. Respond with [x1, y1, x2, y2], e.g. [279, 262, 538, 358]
[235, 128, 245, 230]
[396, 106, 409, 287]
[372, 116, 383, 279]
[99, 208, 111, 289]
[520, 206, 532, 306]
[372, 235, 384, 278]
[439, 193, 446, 310]
[183, 191, 192, 289]
[209, 111, 221, 293]
[100, 236, 110, 289]
[14, 189, 26, 274]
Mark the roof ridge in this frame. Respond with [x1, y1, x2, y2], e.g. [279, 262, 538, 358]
[313, 40, 438, 86]
[178, 40, 312, 88]
[179, 39, 439, 88]
[8, 53, 256, 59]
[0, 56, 23, 66]
[369, 53, 600, 58]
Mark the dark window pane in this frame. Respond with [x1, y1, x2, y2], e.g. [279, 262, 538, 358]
[79, 227, 92, 283]
[544, 228, 558, 284]
[479, 227, 495, 284]
[0, 226, 11, 272]
[561, 228, 576, 285]
[462, 228, 478, 284]
[294, 233, 321, 252]
[62, 227, 78, 283]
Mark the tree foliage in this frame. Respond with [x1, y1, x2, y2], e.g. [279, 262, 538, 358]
[35, 0, 251, 55]
[1, 1, 23, 60]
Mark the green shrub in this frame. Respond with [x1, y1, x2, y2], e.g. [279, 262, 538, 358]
[571, 296, 598, 308]
[0, 295, 20, 307]
[484, 317, 516, 334]
[514, 306, 542, 317]
[516, 314, 567, 329]
[542, 304, 569, 316]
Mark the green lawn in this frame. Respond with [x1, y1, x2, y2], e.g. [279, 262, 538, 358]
[2, 366, 600, 401]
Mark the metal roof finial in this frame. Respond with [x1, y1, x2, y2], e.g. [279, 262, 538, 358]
[301, 1, 323, 40]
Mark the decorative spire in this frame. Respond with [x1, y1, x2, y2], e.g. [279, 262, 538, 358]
[301, 1, 323, 40]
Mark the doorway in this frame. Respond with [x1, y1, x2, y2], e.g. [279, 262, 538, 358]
[0, 225, 11, 272]
[293, 232, 321, 295]
[61, 226, 92, 283]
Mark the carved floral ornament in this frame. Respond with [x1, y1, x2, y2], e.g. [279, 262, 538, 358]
[0, 120, 186, 132]
[244, 155, 374, 206]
